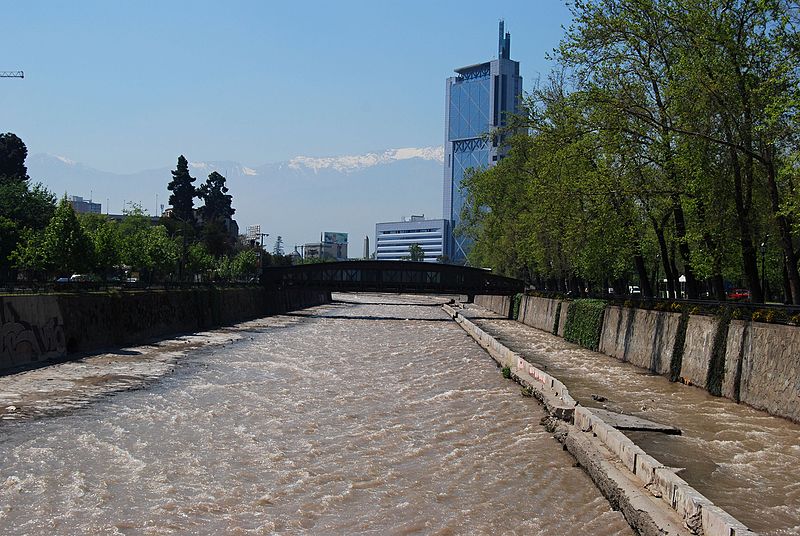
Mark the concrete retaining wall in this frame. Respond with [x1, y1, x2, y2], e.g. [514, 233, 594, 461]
[725, 320, 800, 422]
[473, 295, 511, 318]
[599, 306, 681, 376]
[0, 288, 330, 372]
[678, 315, 718, 388]
[513, 296, 800, 423]
[519, 295, 561, 332]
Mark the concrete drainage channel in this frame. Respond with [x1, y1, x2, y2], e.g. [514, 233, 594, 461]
[442, 303, 755, 536]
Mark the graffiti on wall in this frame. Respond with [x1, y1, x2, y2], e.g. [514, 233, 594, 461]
[0, 299, 66, 364]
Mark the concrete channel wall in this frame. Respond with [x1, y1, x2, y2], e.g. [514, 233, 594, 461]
[442, 303, 754, 536]
[725, 320, 800, 422]
[599, 306, 682, 377]
[0, 288, 330, 372]
[473, 295, 512, 318]
[518, 295, 562, 332]
[512, 295, 800, 423]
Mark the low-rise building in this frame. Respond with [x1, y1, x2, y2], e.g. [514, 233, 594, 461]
[303, 232, 348, 261]
[68, 195, 101, 214]
[375, 216, 449, 262]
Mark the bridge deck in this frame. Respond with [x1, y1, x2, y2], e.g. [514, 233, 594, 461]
[262, 260, 524, 296]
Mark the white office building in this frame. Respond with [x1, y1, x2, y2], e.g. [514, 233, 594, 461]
[375, 216, 450, 262]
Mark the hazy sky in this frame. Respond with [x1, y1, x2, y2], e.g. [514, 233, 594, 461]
[3, 1, 574, 172]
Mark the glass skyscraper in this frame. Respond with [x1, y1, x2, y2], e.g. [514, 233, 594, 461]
[443, 21, 522, 264]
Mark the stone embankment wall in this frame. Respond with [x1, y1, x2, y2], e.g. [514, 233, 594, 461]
[500, 295, 800, 423]
[473, 295, 512, 318]
[0, 288, 330, 372]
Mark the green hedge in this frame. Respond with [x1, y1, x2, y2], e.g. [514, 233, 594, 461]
[563, 299, 607, 351]
[511, 293, 523, 320]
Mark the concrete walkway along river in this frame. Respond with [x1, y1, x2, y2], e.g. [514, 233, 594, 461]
[0, 294, 632, 535]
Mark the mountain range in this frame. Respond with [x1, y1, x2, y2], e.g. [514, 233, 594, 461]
[26, 147, 446, 256]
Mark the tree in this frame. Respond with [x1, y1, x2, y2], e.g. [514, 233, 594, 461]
[10, 228, 47, 278]
[198, 171, 236, 256]
[408, 243, 425, 261]
[146, 225, 179, 280]
[167, 155, 197, 224]
[187, 243, 215, 279]
[198, 171, 235, 222]
[215, 251, 258, 281]
[231, 249, 258, 280]
[41, 197, 93, 275]
[273, 235, 284, 256]
[0, 133, 29, 183]
[79, 213, 121, 279]
[118, 216, 179, 282]
[0, 136, 55, 279]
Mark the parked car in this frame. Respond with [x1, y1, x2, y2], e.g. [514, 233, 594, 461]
[727, 288, 751, 301]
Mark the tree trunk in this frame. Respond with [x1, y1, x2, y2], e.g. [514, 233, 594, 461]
[783, 259, 792, 304]
[669, 241, 681, 298]
[633, 253, 652, 298]
[695, 198, 727, 301]
[765, 160, 800, 304]
[671, 195, 699, 299]
[722, 127, 763, 302]
[653, 226, 676, 299]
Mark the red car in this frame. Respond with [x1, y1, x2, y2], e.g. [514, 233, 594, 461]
[727, 288, 751, 301]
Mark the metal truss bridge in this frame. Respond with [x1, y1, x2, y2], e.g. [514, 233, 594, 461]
[262, 261, 524, 296]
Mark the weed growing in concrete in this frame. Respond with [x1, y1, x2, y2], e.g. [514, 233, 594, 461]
[501, 366, 511, 379]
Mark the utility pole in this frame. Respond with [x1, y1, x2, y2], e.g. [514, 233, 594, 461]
[0, 71, 24, 78]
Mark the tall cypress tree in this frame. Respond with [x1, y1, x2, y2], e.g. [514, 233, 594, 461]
[197, 171, 236, 256]
[167, 155, 196, 223]
[197, 171, 235, 222]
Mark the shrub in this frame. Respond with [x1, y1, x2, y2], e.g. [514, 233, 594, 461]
[563, 299, 607, 351]
[511, 293, 523, 320]
[501, 366, 511, 379]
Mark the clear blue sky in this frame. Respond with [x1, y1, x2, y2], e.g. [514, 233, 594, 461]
[2, 1, 574, 172]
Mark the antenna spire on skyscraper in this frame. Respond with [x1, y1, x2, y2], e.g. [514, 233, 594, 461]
[498, 20, 511, 59]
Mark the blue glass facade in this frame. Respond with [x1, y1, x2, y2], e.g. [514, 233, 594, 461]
[443, 21, 522, 264]
[448, 70, 491, 141]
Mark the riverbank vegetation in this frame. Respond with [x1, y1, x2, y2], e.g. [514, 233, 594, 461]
[0, 135, 273, 284]
[461, 0, 800, 304]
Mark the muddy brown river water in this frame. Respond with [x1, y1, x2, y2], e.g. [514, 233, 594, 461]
[0, 294, 632, 535]
[462, 304, 800, 536]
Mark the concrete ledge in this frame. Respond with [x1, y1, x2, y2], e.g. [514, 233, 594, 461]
[446, 304, 756, 536]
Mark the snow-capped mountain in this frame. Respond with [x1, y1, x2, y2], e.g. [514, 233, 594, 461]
[288, 146, 444, 173]
[26, 147, 445, 256]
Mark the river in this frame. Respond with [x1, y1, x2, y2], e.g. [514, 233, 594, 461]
[0, 294, 631, 535]
[461, 304, 800, 535]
